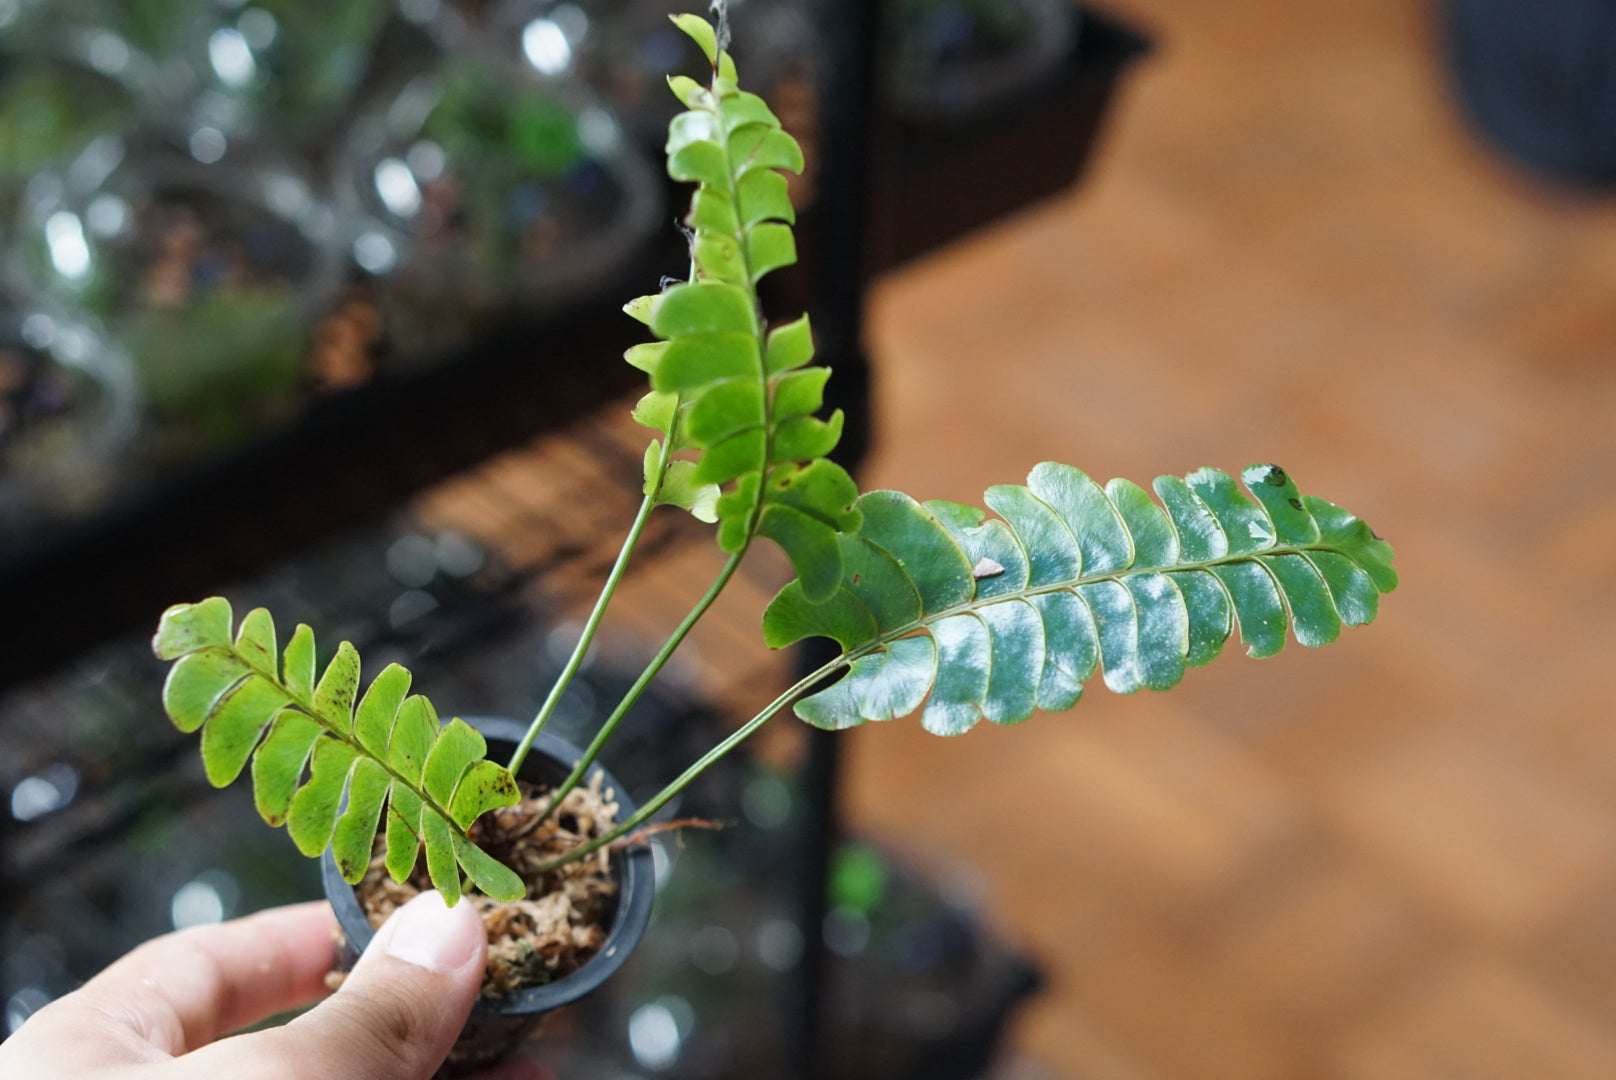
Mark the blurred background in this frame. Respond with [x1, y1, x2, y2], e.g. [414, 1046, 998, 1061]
[5, 0, 1616, 1077]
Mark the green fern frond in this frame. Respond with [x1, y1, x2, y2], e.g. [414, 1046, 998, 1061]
[626, 14, 860, 600]
[762, 464, 1397, 735]
[152, 598, 523, 904]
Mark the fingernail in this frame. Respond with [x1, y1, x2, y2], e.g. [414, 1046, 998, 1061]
[382, 890, 483, 973]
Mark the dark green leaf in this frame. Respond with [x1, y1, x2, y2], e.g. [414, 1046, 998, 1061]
[1306, 495, 1398, 592]
[1307, 550, 1378, 626]
[857, 492, 975, 614]
[1107, 479, 1178, 567]
[758, 504, 842, 603]
[1029, 590, 1096, 711]
[1081, 580, 1143, 695]
[1267, 553, 1341, 647]
[775, 465, 1394, 732]
[1126, 573, 1190, 690]
[765, 459, 862, 532]
[1170, 569, 1232, 667]
[978, 600, 1043, 723]
[762, 581, 878, 651]
[1242, 464, 1320, 545]
[925, 500, 1029, 600]
[836, 532, 921, 631]
[983, 483, 1079, 586]
[795, 637, 936, 730]
[923, 615, 990, 736]
[1187, 467, 1272, 555]
[1211, 561, 1287, 658]
[1028, 463, 1131, 575]
[1152, 475, 1227, 562]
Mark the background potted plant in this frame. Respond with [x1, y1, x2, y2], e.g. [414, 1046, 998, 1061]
[149, 9, 1398, 1071]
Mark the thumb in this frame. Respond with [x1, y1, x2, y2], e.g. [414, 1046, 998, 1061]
[270, 890, 487, 1080]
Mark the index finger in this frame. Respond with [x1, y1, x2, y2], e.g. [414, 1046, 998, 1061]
[67, 901, 339, 1056]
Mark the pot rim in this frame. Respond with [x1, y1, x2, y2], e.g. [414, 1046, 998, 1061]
[320, 717, 654, 1015]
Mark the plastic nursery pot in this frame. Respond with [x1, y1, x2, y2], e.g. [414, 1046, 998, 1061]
[320, 718, 654, 1075]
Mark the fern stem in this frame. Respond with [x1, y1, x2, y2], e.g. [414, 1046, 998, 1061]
[533, 653, 845, 874]
[541, 545, 749, 814]
[507, 491, 660, 776]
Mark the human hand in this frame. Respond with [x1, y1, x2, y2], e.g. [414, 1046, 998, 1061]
[0, 891, 551, 1080]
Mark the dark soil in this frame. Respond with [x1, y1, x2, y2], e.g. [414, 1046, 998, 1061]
[343, 775, 621, 997]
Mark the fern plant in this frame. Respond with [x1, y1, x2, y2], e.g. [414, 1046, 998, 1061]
[152, 11, 1396, 925]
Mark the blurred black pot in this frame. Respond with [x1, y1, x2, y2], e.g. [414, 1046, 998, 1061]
[1445, 0, 1616, 188]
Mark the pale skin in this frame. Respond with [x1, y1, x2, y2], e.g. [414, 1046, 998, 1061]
[0, 891, 552, 1080]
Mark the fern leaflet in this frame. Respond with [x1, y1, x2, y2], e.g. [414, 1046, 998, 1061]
[153, 598, 523, 904]
[762, 464, 1398, 734]
[625, 15, 861, 601]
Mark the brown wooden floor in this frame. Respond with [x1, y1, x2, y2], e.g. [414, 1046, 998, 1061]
[416, 0, 1616, 1075]
[848, 0, 1616, 1076]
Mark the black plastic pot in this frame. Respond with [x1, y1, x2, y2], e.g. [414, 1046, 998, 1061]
[1444, 0, 1616, 188]
[320, 718, 654, 1075]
